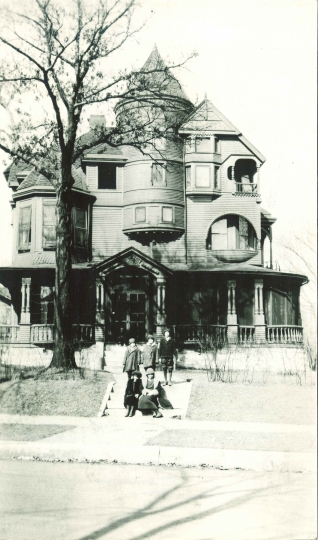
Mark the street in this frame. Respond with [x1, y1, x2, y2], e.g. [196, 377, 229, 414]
[0, 460, 316, 540]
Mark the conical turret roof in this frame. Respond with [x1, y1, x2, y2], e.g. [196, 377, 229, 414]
[137, 45, 191, 104]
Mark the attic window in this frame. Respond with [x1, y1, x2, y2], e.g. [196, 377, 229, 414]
[18, 205, 32, 251]
[195, 137, 211, 153]
[98, 163, 117, 189]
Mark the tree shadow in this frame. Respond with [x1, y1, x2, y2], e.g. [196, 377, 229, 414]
[76, 469, 281, 540]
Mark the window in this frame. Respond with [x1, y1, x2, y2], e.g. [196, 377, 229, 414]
[185, 166, 191, 188]
[73, 208, 88, 249]
[151, 163, 165, 186]
[135, 207, 146, 223]
[214, 137, 220, 153]
[185, 138, 192, 153]
[42, 204, 56, 249]
[214, 166, 220, 189]
[18, 205, 32, 250]
[195, 165, 210, 188]
[210, 215, 257, 251]
[98, 163, 117, 189]
[162, 207, 173, 223]
[195, 137, 211, 153]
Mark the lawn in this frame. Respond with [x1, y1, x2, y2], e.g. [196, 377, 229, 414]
[0, 369, 114, 417]
[179, 369, 317, 425]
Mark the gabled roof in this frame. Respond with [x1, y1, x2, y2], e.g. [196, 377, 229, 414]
[180, 98, 266, 162]
[180, 98, 240, 134]
[93, 247, 172, 278]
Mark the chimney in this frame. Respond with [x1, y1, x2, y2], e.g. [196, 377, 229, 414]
[88, 115, 106, 130]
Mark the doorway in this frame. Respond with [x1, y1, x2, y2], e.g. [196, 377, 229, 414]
[111, 291, 147, 343]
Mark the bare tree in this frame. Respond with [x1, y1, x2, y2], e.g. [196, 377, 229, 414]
[0, 0, 194, 369]
[277, 228, 317, 364]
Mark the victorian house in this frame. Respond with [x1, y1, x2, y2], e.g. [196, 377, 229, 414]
[0, 47, 306, 367]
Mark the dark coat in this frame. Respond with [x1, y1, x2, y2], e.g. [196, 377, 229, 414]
[138, 379, 173, 411]
[159, 338, 177, 358]
[123, 346, 141, 372]
[142, 343, 159, 370]
[124, 378, 143, 407]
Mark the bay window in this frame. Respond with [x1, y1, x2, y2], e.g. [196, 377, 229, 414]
[42, 203, 56, 249]
[73, 208, 88, 249]
[18, 205, 32, 251]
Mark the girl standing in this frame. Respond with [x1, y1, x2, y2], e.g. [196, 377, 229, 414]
[123, 338, 141, 379]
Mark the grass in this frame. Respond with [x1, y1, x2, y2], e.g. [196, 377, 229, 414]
[146, 428, 316, 453]
[0, 423, 76, 441]
[177, 369, 317, 425]
[0, 368, 115, 417]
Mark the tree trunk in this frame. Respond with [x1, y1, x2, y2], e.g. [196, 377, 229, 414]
[50, 159, 77, 369]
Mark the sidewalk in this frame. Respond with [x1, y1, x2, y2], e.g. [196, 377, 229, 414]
[0, 413, 315, 472]
[0, 362, 316, 472]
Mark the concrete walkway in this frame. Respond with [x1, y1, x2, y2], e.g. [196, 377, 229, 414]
[0, 413, 315, 472]
[0, 353, 316, 472]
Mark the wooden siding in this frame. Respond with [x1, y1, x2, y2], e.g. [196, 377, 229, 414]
[92, 206, 185, 263]
[221, 139, 253, 159]
[123, 204, 184, 230]
[186, 194, 261, 264]
[86, 165, 98, 190]
[88, 165, 123, 206]
[92, 207, 124, 259]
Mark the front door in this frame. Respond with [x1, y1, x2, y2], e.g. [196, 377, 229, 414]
[111, 292, 147, 343]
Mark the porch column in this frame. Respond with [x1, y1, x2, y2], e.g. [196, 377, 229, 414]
[227, 280, 238, 342]
[156, 276, 167, 339]
[257, 165, 261, 195]
[95, 278, 105, 342]
[20, 277, 31, 343]
[254, 279, 266, 342]
[269, 227, 273, 269]
[92, 277, 105, 369]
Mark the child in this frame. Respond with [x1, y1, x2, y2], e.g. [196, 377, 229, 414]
[123, 370, 143, 417]
[123, 338, 141, 379]
[141, 334, 159, 372]
[159, 329, 177, 386]
[138, 368, 173, 418]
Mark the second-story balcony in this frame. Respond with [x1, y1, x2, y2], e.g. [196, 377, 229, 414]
[234, 182, 258, 196]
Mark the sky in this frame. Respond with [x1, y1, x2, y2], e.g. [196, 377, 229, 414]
[0, 0, 316, 267]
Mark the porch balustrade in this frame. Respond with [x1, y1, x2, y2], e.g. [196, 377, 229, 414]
[235, 182, 257, 195]
[30, 324, 95, 344]
[0, 325, 19, 342]
[172, 325, 227, 344]
[266, 325, 303, 344]
[238, 326, 255, 343]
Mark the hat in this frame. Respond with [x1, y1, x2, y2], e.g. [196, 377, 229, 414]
[146, 368, 155, 376]
[147, 334, 154, 340]
[164, 328, 171, 334]
[132, 370, 142, 378]
[128, 338, 136, 344]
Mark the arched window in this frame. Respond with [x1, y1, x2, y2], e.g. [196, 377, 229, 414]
[206, 214, 257, 262]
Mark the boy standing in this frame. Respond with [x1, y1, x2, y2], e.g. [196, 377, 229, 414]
[159, 329, 177, 386]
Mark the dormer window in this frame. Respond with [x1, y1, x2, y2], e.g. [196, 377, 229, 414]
[195, 137, 210, 153]
[18, 205, 32, 251]
[42, 203, 56, 249]
[73, 208, 88, 249]
[98, 163, 117, 189]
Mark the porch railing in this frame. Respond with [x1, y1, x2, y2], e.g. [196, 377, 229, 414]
[31, 324, 95, 344]
[266, 325, 303, 344]
[0, 325, 19, 342]
[172, 325, 227, 344]
[235, 182, 257, 194]
[238, 326, 255, 343]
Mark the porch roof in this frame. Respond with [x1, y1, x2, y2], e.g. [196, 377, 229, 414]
[93, 247, 173, 278]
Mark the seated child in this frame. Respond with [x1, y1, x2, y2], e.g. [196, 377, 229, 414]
[124, 370, 143, 417]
